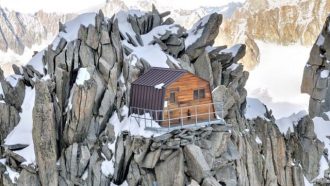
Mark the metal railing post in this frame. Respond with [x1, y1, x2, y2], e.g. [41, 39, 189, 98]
[180, 107, 183, 127]
[143, 109, 146, 128]
[195, 105, 197, 126]
[208, 104, 211, 125]
[168, 109, 171, 131]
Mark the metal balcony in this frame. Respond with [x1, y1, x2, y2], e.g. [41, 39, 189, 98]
[129, 102, 226, 132]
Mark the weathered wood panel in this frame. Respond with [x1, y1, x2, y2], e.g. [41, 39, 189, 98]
[161, 73, 215, 127]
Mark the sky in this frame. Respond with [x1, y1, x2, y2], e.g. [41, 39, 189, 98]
[0, 0, 245, 13]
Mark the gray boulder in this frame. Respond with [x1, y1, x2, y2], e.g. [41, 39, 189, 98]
[183, 144, 211, 183]
[185, 13, 223, 60]
[155, 149, 185, 186]
[32, 80, 58, 186]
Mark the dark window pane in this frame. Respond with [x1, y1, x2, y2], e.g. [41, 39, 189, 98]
[194, 90, 199, 100]
[170, 92, 176, 103]
[199, 89, 205, 99]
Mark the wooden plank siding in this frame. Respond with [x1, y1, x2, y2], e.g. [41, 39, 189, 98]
[161, 72, 215, 127]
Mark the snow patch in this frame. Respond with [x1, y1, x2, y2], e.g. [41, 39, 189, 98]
[76, 68, 91, 85]
[27, 50, 45, 75]
[255, 136, 262, 144]
[320, 70, 329, 78]
[275, 111, 307, 134]
[313, 117, 330, 158]
[4, 87, 36, 165]
[0, 83, 4, 98]
[52, 13, 97, 49]
[246, 41, 310, 118]
[101, 159, 114, 176]
[110, 112, 164, 138]
[227, 63, 239, 71]
[6, 75, 21, 87]
[245, 98, 267, 120]
[154, 83, 165, 89]
[6, 167, 20, 183]
[316, 35, 325, 46]
[220, 44, 242, 56]
[185, 14, 211, 47]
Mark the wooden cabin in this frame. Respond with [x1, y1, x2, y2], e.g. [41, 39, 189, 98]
[130, 67, 216, 127]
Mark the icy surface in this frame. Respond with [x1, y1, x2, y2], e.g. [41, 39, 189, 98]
[76, 68, 91, 85]
[246, 41, 310, 118]
[245, 98, 267, 120]
[275, 111, 307, 134]
[4, 87, 36, 165]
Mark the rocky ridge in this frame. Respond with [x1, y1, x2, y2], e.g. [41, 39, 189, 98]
[302, 14, 330, 119]
[0, 7, 75, 55]
[217, 0, 330, 70]
[0, 5, 328, 186]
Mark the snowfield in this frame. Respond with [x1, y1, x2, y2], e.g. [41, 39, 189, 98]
[246, 41, 311, 119]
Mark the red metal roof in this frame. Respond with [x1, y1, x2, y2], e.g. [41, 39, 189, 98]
[131, 67, 187, 87]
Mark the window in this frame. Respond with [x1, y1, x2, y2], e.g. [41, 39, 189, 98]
[170, 91, 176, 103]
[194, 89, 205, 100]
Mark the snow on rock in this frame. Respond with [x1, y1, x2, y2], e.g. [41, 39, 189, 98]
[313, 116, 330, 157]
[6, 75, 22, 87]
[27, 50, 45, 75]
[275, 111, 307, 134]
[4, 87, 36, 165]
[220, 44, 242, 56]
[110, 112, 164, 138]
[185, 14, 211, 47]
[0, 159, 20, 183]
[140, 24, 180, 44]
[154, 83, 165, 89]
[121, 16, 181, 68]
[52, 13, 97, 49]
[76, 68, 91, 85]
[115, 10, 142, 44]
[227, 63, 239, 71]
[245, 98, 267, 120]
[316, 35, 325, 46]
[0, 83, 4, 97]
[320, 69, 329, 78]
[101, 159, 114, 176]
[255, 136, 262, 144]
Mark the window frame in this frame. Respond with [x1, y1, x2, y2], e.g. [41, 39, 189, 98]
[193, 88, 206, 100]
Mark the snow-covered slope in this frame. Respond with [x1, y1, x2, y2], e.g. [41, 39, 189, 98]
[246, 41, 311, 118]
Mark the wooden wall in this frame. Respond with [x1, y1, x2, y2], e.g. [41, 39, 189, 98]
[161, 73, 215, 127]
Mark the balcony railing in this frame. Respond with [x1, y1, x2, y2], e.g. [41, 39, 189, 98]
[129, 102, 225, 132]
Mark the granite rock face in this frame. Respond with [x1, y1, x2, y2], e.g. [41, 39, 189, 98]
[301, 15, 330, 118]
[0, 6, 328, 186]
